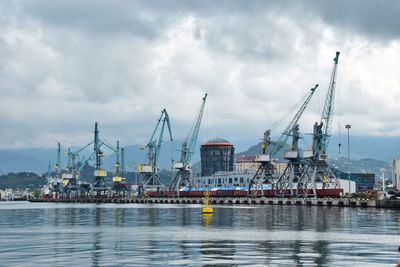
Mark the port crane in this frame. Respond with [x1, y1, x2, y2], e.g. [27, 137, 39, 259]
[108, 141, 129, 197]
[138, 109, 173, 196]
[91, 122, 112, 196]
[62, 142, 93, 197]
[297, 52, 341, 196]
[248, 85, 318, 196]
[275, 84, 318, 196]
[49, 142, 63, 195]
[169, 93, 208, 195]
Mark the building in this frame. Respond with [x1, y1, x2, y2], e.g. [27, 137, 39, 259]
[235, 155, 287, 176]
[235, 156, 260, 172]
[201, 138, 235, 176]
[336, 172, 375, 192]
[392, 159, 400, 189]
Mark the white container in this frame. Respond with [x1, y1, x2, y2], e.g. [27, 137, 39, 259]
[255, 154, 270, 162]
[302, 150, 313, 158]
[173, 162, 184, 169]
[284, 151, 298, 159]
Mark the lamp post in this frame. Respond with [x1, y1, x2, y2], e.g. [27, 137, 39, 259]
[345, 124, 351, 193]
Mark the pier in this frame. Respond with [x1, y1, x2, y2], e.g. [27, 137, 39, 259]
[29, 197, 400, 209]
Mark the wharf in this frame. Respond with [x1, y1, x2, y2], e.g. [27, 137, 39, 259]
[29, 197, 400, 208]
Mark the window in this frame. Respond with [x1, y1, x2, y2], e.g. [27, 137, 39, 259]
[240, 177, 244, 183]
[229, 178, 232, 183]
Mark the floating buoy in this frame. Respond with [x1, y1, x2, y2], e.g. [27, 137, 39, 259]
[202, 191, 213, 214]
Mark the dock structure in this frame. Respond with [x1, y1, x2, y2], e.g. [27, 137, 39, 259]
[30, 197, 400, 209]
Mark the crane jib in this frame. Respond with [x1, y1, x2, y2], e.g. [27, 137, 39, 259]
[269, 84, 318, 157]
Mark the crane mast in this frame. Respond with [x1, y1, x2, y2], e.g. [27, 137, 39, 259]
[111, 140, 129, 197]
[139, 109, 173, 195]
[297, 52, 341, 196]
[169, 94, 208, 194]
[49, 142, 63, 196]
[55, 142, 61, 175]
[275, 85, 319, 196]
[320, 51, 340, 154]
[92, 122, 110, 195]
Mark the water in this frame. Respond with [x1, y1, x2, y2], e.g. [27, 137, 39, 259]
[0, 202, 400, 266]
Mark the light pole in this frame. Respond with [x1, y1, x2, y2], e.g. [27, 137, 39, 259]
[345, 124, 351, 193]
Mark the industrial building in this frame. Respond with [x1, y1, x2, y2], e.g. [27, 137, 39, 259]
[235, 156, 260, 172]
[392, 159, 400, 189]
[335, 171, 375, 192]
[235, 155, 287, 176]
[200, 138, 234, 176]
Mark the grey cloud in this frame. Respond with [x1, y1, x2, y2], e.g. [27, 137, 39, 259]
[309, 0, 400, 41]
[0, 0, 399, 150]
[20, 0, 171, 39]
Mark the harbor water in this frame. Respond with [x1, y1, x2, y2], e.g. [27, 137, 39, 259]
[0, 201, 400, 266]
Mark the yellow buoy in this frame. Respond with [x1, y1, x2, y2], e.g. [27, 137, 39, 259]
[202, 191, 213, 214]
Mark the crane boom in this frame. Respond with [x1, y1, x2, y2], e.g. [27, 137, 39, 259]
[139, 109, 173, 194]
[269, 84, 319, 156]
[185, 93, 207, 165]
[169, 94, 208, 193]
[55, 142, 61, 173]
[320, 51, 340, 152]
[153, 109, 173, 166]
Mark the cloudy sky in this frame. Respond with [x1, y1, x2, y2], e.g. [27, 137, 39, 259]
[0, 0, 399, 150]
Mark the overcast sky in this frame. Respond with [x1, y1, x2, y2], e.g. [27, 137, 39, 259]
[0, 0, 399, 149]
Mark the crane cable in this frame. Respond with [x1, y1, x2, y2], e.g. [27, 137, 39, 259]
[269, 91, 310, 139]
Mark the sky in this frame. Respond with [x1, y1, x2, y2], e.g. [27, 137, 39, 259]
[0, 0, 399, 151]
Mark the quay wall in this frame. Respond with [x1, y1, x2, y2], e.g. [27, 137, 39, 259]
[30, 197, 400, 209]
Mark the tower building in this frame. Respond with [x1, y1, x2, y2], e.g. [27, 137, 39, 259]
[200, 138, 234, 176]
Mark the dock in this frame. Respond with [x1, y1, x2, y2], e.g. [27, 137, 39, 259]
[29, 197, 400, 209]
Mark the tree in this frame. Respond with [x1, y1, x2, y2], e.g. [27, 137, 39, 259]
[32, 188, 41, 199]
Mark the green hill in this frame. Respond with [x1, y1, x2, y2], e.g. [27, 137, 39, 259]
[0, 172, 46, 189]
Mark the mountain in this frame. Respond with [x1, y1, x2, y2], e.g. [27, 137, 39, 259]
[327, 135, 400, 162]
[0, 172, 45, 189]
[328, 157, 390, 180]
[0, 150, 48, 175]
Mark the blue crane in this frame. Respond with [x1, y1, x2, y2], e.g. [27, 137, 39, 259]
[55, 142, 61, 174]
[297, 52, 341, 196]
[274, 85, 319, 196]
[139, 109, 173, 195]
[66, 141, 94, 173]
[269, 85, 318, 157]
[62, 141, 95, 197]
[249, 85, 318, 195]
[315, 51, 340, 158]
[169, 94, 208, 194]
[92, 122, 110, 194]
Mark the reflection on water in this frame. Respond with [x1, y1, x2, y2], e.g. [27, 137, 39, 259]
[0, 202, 399, 266]
[202, 213, 213, 227]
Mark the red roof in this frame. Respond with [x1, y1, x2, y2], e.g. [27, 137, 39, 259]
[201, 137, 233, 147]
[236, 156, 256, 163]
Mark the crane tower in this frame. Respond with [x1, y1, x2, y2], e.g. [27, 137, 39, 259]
[297, 52, 341, 196]
[138, 109, 173, 195]
[169, 93, 207, 195]
[249, 85, 317, 196]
